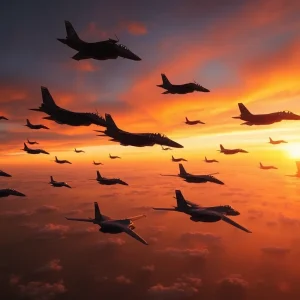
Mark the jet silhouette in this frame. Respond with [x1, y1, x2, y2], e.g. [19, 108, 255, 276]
[0, 170, 12, 177]
[0, 116, 8, 120]
[268, 137, 287, 145]
[172, 155, 187, 162]
[161, 163, 224, 185]
[57, 21, 141, 61]
[218, 144, 248, 155]
[74, 148, 85, 153]
[185, 117, 205, 125]
[30, 87, 106, 127]
[66, 202, 148, 245]
[157, 74, 210, 94]
[0, 188, 26, 198]
[93, 161, 103, 165]
[91, 171, 128, 186]
[232, 103, 300, 126]
[286, 161, 300, 177]
[95, 114, 183, 148]
[22, 143, 49, 155]
[54, 156, 72, 164]
[259, 162, 277, 170]
[27, 138, 39, 145]
[109, 154, 121, 159]
[49, 176, 71, 188]
[25, 119, 49, 130]
[153, 190, 251, 233]
[204, 156, 219, 163]
[161, 145, 172, 151]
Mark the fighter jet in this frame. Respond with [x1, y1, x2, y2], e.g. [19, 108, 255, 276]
[185, 117, 205, 125]
[74, 148, 85, 153]
[27, 138, 39, 145]
[66, 202, 148, 245]
[0, 188, 26, 198]
[93, 161, 103, 165]
[0, 170, 12, 177]
[161, 145, 172, 151]
[153, 190, 251, 233]
[49, 176, 71, 188]
[218, 144, 248, 155]
[109, 154, 121, 159]
[95, 114, 183, 148]
[30, 87, 107, 127]
[286, 161, 300, 177]
[172, 155, 187, 162]
[232, 103, 300, 126]
[91, 171, 128, 186]
[204, 156, 219, 163]
[0, 116, 8, 120]
[22, 143, 49, 155]
[157, 74, 210, 94]
[259, 162, 278, 170]
[57, 20, 141, 61]
[25, 119, 49, 130]
[268, 137, 287, 145]
[161, 163, 224, 185]
[54, 156, 72, 164]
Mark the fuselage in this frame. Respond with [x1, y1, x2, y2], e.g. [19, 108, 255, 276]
[205, 158, 218, 163]
[185, 120, 204, 125]
[172, 157, 187, 162]
[180, 174, 224, 185]
[160, 83, 210, 94]
[269, 140, 286, 145]
[55, 158, 71, 164]
[97, 178, 128, 185]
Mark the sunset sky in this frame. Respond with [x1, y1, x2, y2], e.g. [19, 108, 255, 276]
[1, 1, 300, 299]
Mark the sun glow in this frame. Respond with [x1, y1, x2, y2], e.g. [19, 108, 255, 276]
[284, 143, 300, 159]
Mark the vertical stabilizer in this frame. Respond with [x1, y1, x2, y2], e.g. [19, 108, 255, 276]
[64, 20, 80, 41]
[238, 103, 252, 116]
[96, 171, 102, 180]
[94, 202, 103, 221]
[220, 144, 225, 151]
[50, 176, 54, 182]
[105, 114, 119, 130]
[179, 163, 187, 176]
[175, 190, 189, 209]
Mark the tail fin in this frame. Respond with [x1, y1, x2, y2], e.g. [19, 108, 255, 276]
[64, 20, 80, 41]
[55, 156, 58, 161]
[96, 171, 102, 180]
[94, 202, 103, 221]
[50, 176, 54, 182]
[175, 190, 189, 209]
[205, 156, 207, 161]
[220, 144, 225, 151]
[269, 137, 272, 142]
[41, 87, 57, 107]
[161, 74, 171, 86]
[23, 143, 28, 150]
[26, 119, 31, 126]
[105, 114, 119, 130]
[185, 117, 189, 122]
[179, 163, 187, 175]
[260, 162, 262, 167]
[172, 155, 174, 160]
[238, 103, 252, 116]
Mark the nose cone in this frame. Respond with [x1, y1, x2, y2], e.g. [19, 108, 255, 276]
[240, 150, 248, 153]
[0, 172, 11, 177]
[11, 190, 26, 197]
[229, 210, 240, 216]
[164, 140, 184, 149]
[118, 48, 141, 61]
[119, 180, 129, 186]
[211, 178, 224, 185]
[196, 86, 210, 92]
[65, 184, 72, 188]
[41, 150, 50, 155]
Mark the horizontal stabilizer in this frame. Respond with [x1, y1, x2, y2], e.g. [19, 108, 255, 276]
[72, 52, 90, 61]
[65, 217, 93, 222]
[152, 208, 176, 211]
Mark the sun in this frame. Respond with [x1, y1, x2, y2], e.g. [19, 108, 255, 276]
[284, 143, 300, 159]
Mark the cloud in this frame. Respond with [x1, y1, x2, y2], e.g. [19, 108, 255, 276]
[217, 274, 249, 299]
[0, 205, 59, 219]
[115, 275, 132, 285]
[180, 232, 222, 244]
[123, 21, 147, 35]
[34, 224, 70, 240]
[157, 247, 209, 259]
[141, 265, 155, 272]
[148, 275, 202, 299]
[261, 246, 291, 256]
[96, 237, 126, 248]
[35, 259, 63, 273]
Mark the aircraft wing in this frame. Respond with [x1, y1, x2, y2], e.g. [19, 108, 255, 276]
[126, 214, 147, 221]
[221, 215, 252, 233]
[65, 217, 93, 222]
[160, 174, 178, 177]
[185, 200, 202, 207]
